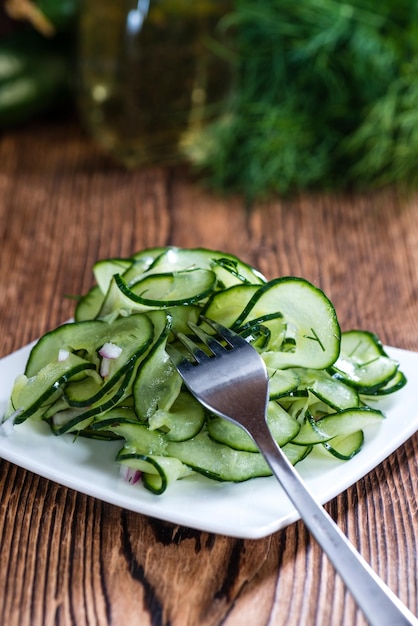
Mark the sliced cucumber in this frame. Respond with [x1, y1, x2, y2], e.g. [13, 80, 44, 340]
[281, 442, 313, 464]
[3, 246, 406, 495]
[202, 284, 261, 328]
[207, 401, 299, 452]
[133, 311, 182, 420]
[236, 278, 340, 368]
[25, 314, 153, 378]
[145, 246, 265, 287]
[165, 305, 201, 334]
[51, 369, 136, 435]
[167, 430, 272, 482]
[166, 429, 308, 482]
[23, 315, 154, 421]
[63, 316, 154, 407]
[75, 285, 103, 322]
[116, 453, 192, 495]
[85, 408, 142, 436]
[330, 330, 400, 394]
[93, 257, 132, 295]
[363, 368, 407, 396]
[148, 391, 205, 442]
[266, 367, 300, 399]
[98, 269, 216, 319]
[292, 408, 384, 445]
[98, 420, 167, 455]
[124, 269, 217, 306]
[296, 368, 360, 411]
[130, 246, 168, 265]
[25, 320, 103, 376]
[321, 430, 365, 460]
[6, 353, 96, 423]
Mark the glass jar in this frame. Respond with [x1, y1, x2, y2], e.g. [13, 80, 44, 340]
[76, 0, 233, 168]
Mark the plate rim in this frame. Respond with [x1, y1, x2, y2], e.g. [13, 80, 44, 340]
[0, 342, 417, 539]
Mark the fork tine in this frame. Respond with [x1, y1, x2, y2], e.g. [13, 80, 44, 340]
[176, 331, 210, 364]
[201, 316, 249, 349]
[187, 321, 226, 356]
[165, 343, 189, 367]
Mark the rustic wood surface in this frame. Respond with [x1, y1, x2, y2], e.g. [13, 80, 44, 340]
[0, 119, 417, 626]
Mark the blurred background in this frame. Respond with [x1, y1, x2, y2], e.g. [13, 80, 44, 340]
[1, 0, 418, 201]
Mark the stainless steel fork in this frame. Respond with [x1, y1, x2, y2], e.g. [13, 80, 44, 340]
[168, 317, 418, 626]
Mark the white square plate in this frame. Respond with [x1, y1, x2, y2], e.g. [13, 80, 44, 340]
[0, 342, 417, 538]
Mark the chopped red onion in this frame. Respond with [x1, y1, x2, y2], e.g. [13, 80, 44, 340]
[120, 465, 141, 485]
[99, 342, 123, 359]
[99, 342, 122, 377]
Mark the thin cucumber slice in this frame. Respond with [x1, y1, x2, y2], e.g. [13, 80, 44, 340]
[50, 406, 96, 434]
[167, 430, 272, 481]
[166, 429, 306, 482]
[42, 395, 71, 419]
[124, 247, 170, 280]
[148, 391, 205, 442]
[130, 247, 168, 265]
[124, 269, 217, 306]
[25, 320, 103, 376]
[133, 312, 182, 420]
[235, 277, 341, 368]
[86, 406, 137, 429]
[321, 430, 364, 460]
[330, 330, 399, 393]
[97, 269, 216, 319]
[165, 305, 201, 334]
[296, 368, 360, 411]
[116, 453, 192, 495]
[5, 354, 96, 424]
[237, 313, 286, 351]
[266, 366, 300, 398]
[64, 376, 104, 405]
[98, 420, 167, 455]
[122, 257, 164, 286]
[26, 315, 154, 410]
[202, 284, 261, 328]
[95, 248, 166, 295]
[145, 247, 265, 286]
[211, 257, 265, 287]
[75, 285, 103, 322]
[51, 369, 136, 435]
[292, 408, 384, 445]
[207, 401, 299, 452]
[203, 284, 287, 351]
[77, 250, 167, 322]
[362, 368, 407, 397]
[93, 258, 132, 295]
[117, 436, 311, 494]
[86, 410, 142, 435]
[281, 442, 313, 464]
[25, 315, 153, 378]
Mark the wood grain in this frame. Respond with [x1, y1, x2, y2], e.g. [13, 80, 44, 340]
[0, 120, 417, 626]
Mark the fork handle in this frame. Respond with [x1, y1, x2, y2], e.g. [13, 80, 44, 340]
[253, 424, 418, 626]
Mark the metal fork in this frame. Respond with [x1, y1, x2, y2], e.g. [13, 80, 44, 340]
[168, 317, 418, 626]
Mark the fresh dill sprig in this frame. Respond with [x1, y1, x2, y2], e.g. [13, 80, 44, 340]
[190, 0, 418, 199]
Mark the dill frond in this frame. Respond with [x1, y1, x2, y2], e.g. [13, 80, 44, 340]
[191, 0, 418, 199]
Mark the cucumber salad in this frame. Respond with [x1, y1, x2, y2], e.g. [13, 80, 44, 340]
[2, 247, 406, 494]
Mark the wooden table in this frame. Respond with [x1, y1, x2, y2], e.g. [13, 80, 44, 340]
[0, 119, 417, 626]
